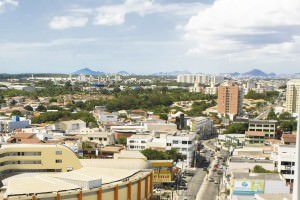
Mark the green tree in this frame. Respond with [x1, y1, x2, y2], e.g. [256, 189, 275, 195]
[280, 120, 297, 132]
[267, 108, 277, 120]
[24, 105, 33, 112]
[223, 123, 248, 134]
[36, 104, 47, 112]
[49, 98, 57, 103]
[117, 136, 127, 145]
[278, 112, 293, 121]
[252, 165, 272, 173]
[10, 110, 23, 117]
[159, 113, 168, 121]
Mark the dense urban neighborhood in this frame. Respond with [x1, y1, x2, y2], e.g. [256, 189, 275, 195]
[0, 71, 299, 200]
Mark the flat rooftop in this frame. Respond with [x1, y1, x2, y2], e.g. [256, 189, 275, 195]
[2, 166, 149, 197]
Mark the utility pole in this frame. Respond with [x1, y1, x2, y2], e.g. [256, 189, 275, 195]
[293, 113, 300, 200]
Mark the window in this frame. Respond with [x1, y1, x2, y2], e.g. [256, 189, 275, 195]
[182, 141, 187, 144]
[141, 141, 146, 143]
[56, 151, 62, 155]
[173, 140, 179, 144]
[55, 159, 62, 163]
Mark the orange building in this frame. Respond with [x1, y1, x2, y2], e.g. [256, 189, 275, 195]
[217, 81, 243, 116]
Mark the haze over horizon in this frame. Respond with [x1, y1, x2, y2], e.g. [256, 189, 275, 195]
[0, 0, 300, 74]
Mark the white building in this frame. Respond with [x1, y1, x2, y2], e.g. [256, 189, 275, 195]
[187, 117, 214, 139]
[98, 112, 118, 124]
[127, 134, 153, 151]
[286, 79, 300, 114]
[82, 132, 115, 147]
[0, 116, 30, 133]
[177, 74, 195, 84]
[205, 85, 218, 95]
[126, 131, 196, 167]
[55, 120, 86, 134]
[177, 74, 224, 86]
[276, 145, 295, 183]
[166, 132, 196, 167]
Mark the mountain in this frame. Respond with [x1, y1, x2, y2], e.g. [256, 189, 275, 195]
[117, 71, 131, 76]
[268, 72, 277, 77]
[72, 68, 105, 76]
[229, 72, 241, 77]
[151, 70, 191, 76]
[242, 69, 269, 77]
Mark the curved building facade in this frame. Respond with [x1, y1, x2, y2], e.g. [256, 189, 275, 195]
[0, 144, 82, 174]
[0, 144, 153, 200]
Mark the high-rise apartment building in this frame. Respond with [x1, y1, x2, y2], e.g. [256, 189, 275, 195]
[217, 81, 243, 116]
[177, 74, 224, 86]
[286, 79, 300, 114]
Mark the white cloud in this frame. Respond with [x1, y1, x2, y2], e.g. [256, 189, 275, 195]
[0, 0, 18, 12]
[50, 0, 205, 29]
[93, 0, 205, 26]
[49, 16, 88, 30]
[184, 0, 300, 58]
[0, 38, 98, 53]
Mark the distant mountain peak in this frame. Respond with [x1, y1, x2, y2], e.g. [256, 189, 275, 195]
[117, 71, 131, 76]
[72, 68, 105, 76]
[242, 69, 269, 77]
[152, 70, 191, 76]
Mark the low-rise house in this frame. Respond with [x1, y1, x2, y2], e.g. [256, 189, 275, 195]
[82, 132, 115, 147]
[98, 112, 118, 124]
[55, 119, 86, 134]
[127, 134, 153, 150]
[7, 132, 42, 144]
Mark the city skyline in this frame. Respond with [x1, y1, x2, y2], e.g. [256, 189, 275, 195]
[0, 0, 300, 74]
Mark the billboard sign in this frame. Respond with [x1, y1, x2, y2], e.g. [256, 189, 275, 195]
[233, 179, 264, 195]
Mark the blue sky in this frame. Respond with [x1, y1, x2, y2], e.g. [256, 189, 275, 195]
[0, 0, 300, 74]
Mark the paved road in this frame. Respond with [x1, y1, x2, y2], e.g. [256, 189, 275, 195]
[196, 139, 228, 200]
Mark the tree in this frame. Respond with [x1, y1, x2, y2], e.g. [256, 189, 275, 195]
[141, 148, 184, 161]
[9, 99, 17, 106]
[117, 136, 127, 145]
[49, 98, 57, 103]
[267, 108, 277, 120]
[159, 113, 168, 121]
[223, 123, 248, 134]
[36, 104, 47, 112]
[24, 105, 33, 111]
[10, 110, 23, 117]
[252, 165, 272, 173]
[280, 120, 297, 132]
[278, 112, 293, 121]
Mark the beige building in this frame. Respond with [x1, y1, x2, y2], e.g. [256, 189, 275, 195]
[286, 79, 300, 114]
[217, 81, 243, 116]
[0, 144, 82, 174]
[0, 145, 153, 200]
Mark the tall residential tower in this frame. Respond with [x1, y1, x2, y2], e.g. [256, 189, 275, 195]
[286, 79, 300, 114]
[217, 81, 243, 117]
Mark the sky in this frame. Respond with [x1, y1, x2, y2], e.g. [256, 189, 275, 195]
[0, 0, 300, 74]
